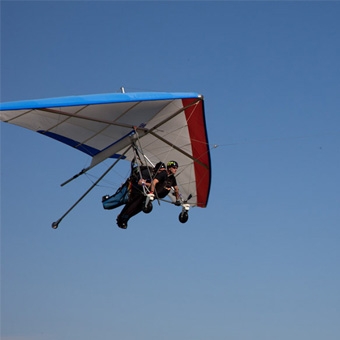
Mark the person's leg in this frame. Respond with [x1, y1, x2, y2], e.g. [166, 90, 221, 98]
[117, 194, 144, 229]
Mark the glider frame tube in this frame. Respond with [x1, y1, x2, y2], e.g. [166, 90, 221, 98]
[52, 146, 132, 229]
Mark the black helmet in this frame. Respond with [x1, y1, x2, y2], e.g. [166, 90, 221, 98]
[167, 160, 178, 169]
[154, 162, 166, 171]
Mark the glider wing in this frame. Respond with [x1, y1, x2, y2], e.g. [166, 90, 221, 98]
[1, 92, 211, 207]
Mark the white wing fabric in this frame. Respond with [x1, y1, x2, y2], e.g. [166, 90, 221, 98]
[1, 92, 211, 207]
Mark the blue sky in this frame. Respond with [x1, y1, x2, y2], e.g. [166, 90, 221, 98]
[1, 1, 339, 340]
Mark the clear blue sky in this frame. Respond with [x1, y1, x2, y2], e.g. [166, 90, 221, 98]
[1, 1, 339, 340]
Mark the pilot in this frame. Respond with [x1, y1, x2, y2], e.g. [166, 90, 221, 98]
[155, 161, 181, 205]
[116, 161, 168, 229]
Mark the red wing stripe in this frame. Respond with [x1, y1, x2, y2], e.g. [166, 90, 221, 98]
[183, 98, 211, 207]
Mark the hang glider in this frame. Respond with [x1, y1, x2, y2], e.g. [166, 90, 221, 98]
[1, 91, 211, 228]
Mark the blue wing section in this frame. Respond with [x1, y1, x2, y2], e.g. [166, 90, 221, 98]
[0, 92, 201, 110]
[38, 130, 127, 159]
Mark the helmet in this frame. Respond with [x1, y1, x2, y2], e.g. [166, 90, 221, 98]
[167, 160, 179, 169]
[154, 162, 166, 171]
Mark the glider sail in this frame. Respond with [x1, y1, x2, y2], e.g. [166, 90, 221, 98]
[1, 92, 211, 208]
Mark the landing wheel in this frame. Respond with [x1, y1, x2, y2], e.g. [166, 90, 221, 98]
[179, 211, 189, 223]
[143, 202, 153, 214]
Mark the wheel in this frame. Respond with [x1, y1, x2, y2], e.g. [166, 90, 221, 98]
[179, 211, 189, 223]
[143, 202, 153, 214]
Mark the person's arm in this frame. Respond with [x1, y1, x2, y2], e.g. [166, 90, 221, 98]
[149, 178, 159, 193]
[173, 185, 180, 201]
[138, 178, 150, 188]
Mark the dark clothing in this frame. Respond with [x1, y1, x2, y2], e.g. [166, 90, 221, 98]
[156, 174, 178, 199]
[117, 166, 152, 225]
[153, 170, 168, 193]
[130, 166, 153, 194]
[117, 168, 168, 226]
[117, 190, 145, 224]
